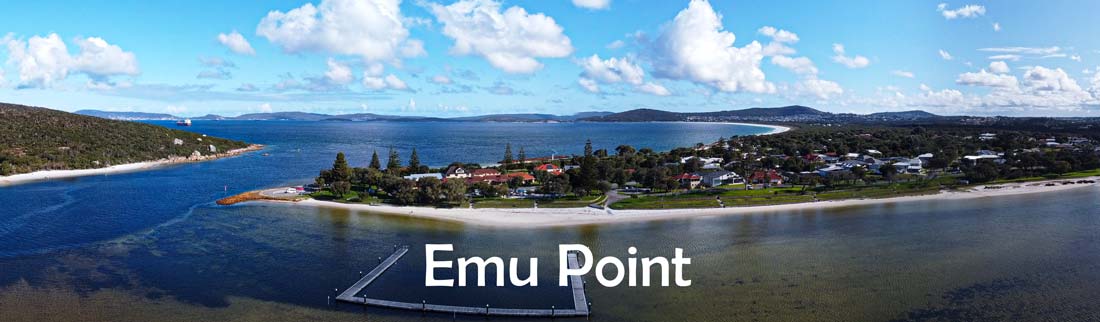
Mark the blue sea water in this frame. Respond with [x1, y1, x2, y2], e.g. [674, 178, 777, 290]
[2, 120, 1099, 322]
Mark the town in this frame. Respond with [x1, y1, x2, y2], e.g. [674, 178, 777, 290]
[303, 125, 1100, 211]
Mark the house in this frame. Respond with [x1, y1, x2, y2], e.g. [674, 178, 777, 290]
[906, 158, 924, 174]
[505, 172, 536, 185]
[404, 173, 444, 181]
[681, 156, 724, 165]
[816, 165, 851, 177]
[534, 164, 563, 175]
[698, 170, 742, 187]
[445, 166, 470, 178]
[471, 168, 501, 177]
[844, 152, 860, 159]
[748, 170, 784, 185]
[979, 133, 997, 141]
[865, 149, 883, 156]
[674, 173, 702, 189]
[563, 164, 581, 171]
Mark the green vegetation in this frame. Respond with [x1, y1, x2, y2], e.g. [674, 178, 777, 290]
[0, 102, 249, 176]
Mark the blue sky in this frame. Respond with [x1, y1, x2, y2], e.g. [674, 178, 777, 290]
[1, 0, 1099, 117]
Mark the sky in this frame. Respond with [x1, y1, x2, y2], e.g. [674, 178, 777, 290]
[1, 0, 1099, 117]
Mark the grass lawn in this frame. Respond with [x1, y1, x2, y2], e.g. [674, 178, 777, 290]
[471, 194, 606, 209]
[611, 178, 953, 210]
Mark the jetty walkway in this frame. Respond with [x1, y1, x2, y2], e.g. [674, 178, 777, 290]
[334, 246, 590, 317]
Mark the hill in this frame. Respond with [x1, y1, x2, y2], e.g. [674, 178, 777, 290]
[0, 103, 250, 176]
[75, 110, 179, 120]
[582, 105, 828, 122]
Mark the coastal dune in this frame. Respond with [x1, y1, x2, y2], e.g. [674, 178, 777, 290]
[269, 177, 1098, 228]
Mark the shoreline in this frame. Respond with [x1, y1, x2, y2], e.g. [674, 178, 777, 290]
[0, 144, 264, 187]
[252, 176, 1098, 228]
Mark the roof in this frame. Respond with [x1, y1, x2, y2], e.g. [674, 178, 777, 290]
[471, 168, 501, 176]
[534, 164, 560, 171]
[698, 170, 735, 181]
[749, 170, 783, 181]
[404, 173, 443, 180]
[674, 173, 701, 180]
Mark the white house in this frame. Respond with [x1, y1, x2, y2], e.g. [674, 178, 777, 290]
[404, 173, 444, 181]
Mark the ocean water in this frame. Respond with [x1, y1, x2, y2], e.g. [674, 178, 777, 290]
[2, 121, 1099, 322]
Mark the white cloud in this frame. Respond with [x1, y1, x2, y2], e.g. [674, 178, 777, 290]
[216, 31, 255, 55]
[362, 73, 409, 91]
[429, 0, 573, 74]
[1022, 66, 1084, 93]
[430, 74, 453, 84]
[988, 54, 1021, 61]
[164, 105, 188, 115]
[979, 46, 1061, 55]
[258, 103, 273, 113]
[891, 70, 915, 78]
[956, 69, 1018, 88]
[4, 33, 139, 88]
[649, 0, 773, 93]
[197, 69, 232, 80]
[605, 40, 625, 49]
[757, 26, 799, 44]
[571, 0, 610, 10]
[257, 0, 419, 65]
[578, 54, 644, 85]
[1090, 71, 1100, 97]
[636, 82, 671, 96]
[405, 98, 417, 112]
[939, 49, 954, 60]
[831, 43, 870, 68]
[324, 58, 354, 85]
[992, 22, 1001, 32]
[988, 61, 1010, 73]
[399, 39, 427, 58]
[771, 55, 817, 75]
[937, 3, 986, 19]
[795, 78, 843, 99]
[578, 77, 599, 93]
[1070, 55, 1082, 62]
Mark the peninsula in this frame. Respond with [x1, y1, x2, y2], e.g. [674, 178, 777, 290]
[227, 116, 1100, 226]
[0, 102, 260, 186]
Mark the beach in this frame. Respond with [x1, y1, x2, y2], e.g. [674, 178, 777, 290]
[257, 176, 1098, 228]
[0, 144, 264, 187]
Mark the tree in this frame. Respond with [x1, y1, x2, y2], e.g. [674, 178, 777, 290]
[369, 150, 381, 169]
[596, 181, 613, 194]
[1052, 160, 1072, 175]
[615, 145, 636, 157]
[964, 161, 999, 183]
[408, 148, 421, 174]
[473, 182, 497, 197]
[443, 179, 467, 204]
[393, 180, 417, 205]
[386, 148, 401, 174]
[584, 139, 593, 157]
[881, 162, 898, 183]
[541, 176, 570, 196]
[517, 146, 526, 165]
[417, 177, 442, 204]
[331, 181, 351, 198]
[332, 152, 350, 183]
[502, 143, 514, 167]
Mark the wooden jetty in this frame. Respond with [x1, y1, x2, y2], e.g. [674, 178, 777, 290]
[335, 247, 590, 317]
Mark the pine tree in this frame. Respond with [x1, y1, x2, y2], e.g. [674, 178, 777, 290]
[584, 139, 593, 157]
[409, 148, 421, 174]
[369, 150, 381, 169]
[386, 147, 401, 173]
[503, 143, 514, 167]
[332, 152, 350, 183]
[517, 146, 526, 165]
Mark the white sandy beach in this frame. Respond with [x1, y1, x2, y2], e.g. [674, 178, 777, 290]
[0, 144, 263, 187]
[270, 177, 1098, 228]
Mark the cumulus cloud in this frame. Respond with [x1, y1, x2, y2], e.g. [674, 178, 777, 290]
[362, 73, 409, 91]
[429, 0, 573, 74]
[578, 78, 599, 93]
[757, 26, 799, 44]
[771, 55, 817, 76]
[216, 31, 255, 55]
[937, 3, 986, 19]
[956, 69, 1018, 88]
[636, 82, 671, 96]
[794, 78, 843, 99]
[257, 0, 420, 65]
[258, 103, 273, 113]
[605, 40, 625, 49]
[988, 61, 1010, 74]
[831, 43, 870, 68]
[578, 54, 644, 85]
[992, 22, 1001, 32]
[938, 49, 953, 60]
[649, 0, 773, 93]
[4, 33, 139, 88]
[324, 58, 355, 85]
[571, 0, 610, 10]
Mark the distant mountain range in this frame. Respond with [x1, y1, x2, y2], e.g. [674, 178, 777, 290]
[76, 110, 615, 123]
[580, 105, 942, 123]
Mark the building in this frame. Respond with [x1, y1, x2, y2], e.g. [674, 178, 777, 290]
[404, 173, 444, 181]
[534, 164, 563, 175]
[445, 166, 470, 178]
[748, 170, 784, 185]
[698, 170, 742, 187]
[674, 173, 702, 189]
[470, 168, 501, 177]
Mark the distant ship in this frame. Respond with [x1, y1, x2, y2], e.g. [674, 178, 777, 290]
[176, 119, 192, 126]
